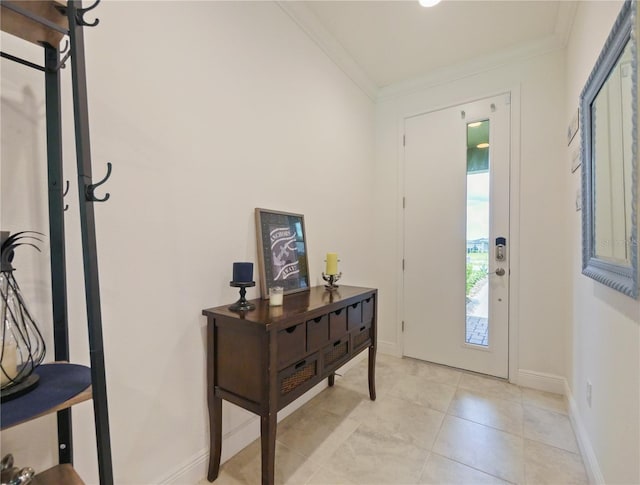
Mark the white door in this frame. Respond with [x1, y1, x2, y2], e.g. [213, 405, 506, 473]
[403, 94, 510, 378]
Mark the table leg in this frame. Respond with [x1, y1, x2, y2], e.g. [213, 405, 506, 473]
[260, 413, 277, 485]
[207, 394, 222, 481]
[328, 372, 335, 387]
[368, 345, 377, 401]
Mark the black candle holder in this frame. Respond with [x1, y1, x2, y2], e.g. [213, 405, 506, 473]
[229, 281, 256, 312]
[322, 272, 342, 291]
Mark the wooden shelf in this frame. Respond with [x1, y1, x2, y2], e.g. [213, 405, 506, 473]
[1, 363, 92, 430]
[31, 464, 85, 485]
[4, 384, 93, 430]
[0, 1, 67, 47]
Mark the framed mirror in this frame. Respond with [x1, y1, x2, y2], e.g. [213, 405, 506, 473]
[581, 0, 638, 298]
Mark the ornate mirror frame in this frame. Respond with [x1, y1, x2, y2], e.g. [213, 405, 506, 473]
[581, 0, 638, 298]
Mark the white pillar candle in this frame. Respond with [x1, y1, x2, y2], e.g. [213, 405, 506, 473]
[269, 287, 284, 306]
[1, 342, 18, 387]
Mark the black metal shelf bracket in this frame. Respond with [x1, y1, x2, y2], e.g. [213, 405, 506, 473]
[1, 45, 70, 73]
[76, 0, 101, 27]
[86, 162, 112, 202]
[0, 51, 46, 72]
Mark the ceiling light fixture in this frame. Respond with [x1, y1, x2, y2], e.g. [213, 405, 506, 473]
[477, 143, 489, 149]
[419, 0, 442, 7]
[468, 122, 482, 128]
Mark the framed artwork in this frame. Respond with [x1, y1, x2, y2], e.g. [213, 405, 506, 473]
[255, 208, 310, 299]
[567, 107, 580, 146]
[571, 147, 581, 173]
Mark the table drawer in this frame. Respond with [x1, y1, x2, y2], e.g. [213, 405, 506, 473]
[347, 301, 363, 330]
[323, 335, 350, 372]
[352, 322, 372, 352]
[362, 296, 374, 324]
[277, 322, 306, 369]
[278, 354, 319, 398]
[329, 308, 347, 340]
[307, 314, 329, 352]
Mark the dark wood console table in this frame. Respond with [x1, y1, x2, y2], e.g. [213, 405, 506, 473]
[202, 285, 377, 484]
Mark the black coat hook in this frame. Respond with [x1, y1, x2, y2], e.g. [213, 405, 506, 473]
[63, 180, 70, 211]
[51, 49, 72, 72]
[76, 0, 101, 27]
[86, 162, 112, 203]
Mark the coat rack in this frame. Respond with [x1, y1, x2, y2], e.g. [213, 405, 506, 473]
[1, 1, 113, 484]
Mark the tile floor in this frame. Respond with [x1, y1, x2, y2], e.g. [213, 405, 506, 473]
[199, 354, 587, 485]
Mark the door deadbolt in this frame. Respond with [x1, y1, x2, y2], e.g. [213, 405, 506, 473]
[488, 268, 506, 276]
[495, 237, 506, 261]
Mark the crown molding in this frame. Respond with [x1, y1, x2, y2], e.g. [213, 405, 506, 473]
[555, 1, 579, 48]
[276, 1, 379, 101]
[277, 1, 579, 103]
[377, 33, 566, 101]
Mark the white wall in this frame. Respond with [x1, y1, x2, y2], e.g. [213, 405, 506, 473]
[0, 2, 376, 483]
[564, 2, 640, 483]
[374, 49, 570, 383]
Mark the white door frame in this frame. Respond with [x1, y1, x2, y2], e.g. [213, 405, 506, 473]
[396, 87, 521, 383]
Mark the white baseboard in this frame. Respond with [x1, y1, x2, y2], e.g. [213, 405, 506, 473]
[156, 446, 208, 485]
[157, 379, 331, 484]
[156, 346, 383, 484]
[516, 368, 566, 394]
[160, 364, 606, 485]
[377, 339, 400, 357]
[564, 380, 605, 485]
[518, 372, 604, 484]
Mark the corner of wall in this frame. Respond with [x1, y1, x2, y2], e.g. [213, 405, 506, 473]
[516, 369, 566, 394]
[377, 339, 401, 357]
[564, 379, 605, 485]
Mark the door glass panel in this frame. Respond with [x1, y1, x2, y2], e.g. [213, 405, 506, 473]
[466, 120, 490, 346]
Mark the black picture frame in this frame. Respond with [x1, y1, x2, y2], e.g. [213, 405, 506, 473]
[255, 208, 310, 299]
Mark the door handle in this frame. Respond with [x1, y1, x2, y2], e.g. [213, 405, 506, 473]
[487, 268, 506, 276]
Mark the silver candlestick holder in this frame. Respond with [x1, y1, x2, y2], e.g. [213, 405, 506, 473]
[322, 272, 342, 291]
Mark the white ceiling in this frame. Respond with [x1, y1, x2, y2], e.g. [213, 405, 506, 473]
[282, 1, 578, 95]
